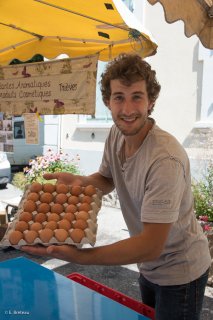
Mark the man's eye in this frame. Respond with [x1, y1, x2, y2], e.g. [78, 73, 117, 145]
[133, 95, 142, 100]
[114, 96, 123, 101]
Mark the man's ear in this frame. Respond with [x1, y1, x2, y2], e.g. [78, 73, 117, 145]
[148, 102, 154, 112]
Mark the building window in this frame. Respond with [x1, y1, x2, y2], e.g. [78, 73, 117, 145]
[78, 60, 112, 126]
[122, 0, 134, 12]
[88, 61, 112, 122]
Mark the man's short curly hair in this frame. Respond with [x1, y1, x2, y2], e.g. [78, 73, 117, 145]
[100, 53, 161, 109]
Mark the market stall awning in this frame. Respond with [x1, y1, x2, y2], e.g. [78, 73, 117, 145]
[147, 0, 213, 49]
[0, 0, 157, 66]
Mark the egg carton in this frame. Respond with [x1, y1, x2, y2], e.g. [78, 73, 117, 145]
[0, 182, 102, 249]
[0, 226, 96, 249]
[22, 185, 102, 212]
[17, 197, 100, 221]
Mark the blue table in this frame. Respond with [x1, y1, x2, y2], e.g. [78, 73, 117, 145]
[0, 257, 150, 320]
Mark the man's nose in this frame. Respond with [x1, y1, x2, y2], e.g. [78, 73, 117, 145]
[122, 100, 133, 114]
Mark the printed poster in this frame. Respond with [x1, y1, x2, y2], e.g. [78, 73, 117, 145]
[23, 114, 39, 145]
[0, 112, 13, 152]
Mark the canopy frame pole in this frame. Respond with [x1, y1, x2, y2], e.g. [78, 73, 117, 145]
[34, 0, 129, 31]
[0, 22, 43, 39]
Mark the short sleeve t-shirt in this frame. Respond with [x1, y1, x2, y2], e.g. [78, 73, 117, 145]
[99, 121, 211, 285]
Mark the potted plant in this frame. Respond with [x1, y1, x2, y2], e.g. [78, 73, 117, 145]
[12, 149, 81, 190]
[192, 161, 213, 234]
[192, 161, 213, 285]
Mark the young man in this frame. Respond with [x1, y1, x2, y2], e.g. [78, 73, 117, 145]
[22, 54, 211, 320]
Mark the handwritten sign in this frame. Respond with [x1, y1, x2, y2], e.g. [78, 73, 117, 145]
[0, 54, 98, 116]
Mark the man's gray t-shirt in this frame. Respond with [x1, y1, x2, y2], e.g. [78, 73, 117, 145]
[99, 122, 211, 285]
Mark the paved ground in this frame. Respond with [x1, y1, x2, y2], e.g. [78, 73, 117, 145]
[0, 184, 212, 319]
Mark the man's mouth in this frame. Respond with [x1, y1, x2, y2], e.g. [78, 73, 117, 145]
[120, 116, 138, 122]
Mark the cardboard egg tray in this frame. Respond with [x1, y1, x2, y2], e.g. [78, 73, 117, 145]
[0, 182, 102, 248]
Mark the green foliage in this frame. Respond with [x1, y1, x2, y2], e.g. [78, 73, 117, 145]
[12, 149, 81, 190]
[192, 162, 213, 221]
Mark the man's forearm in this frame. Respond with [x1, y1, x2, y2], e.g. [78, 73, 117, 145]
[73, 235, 160, 266]
[72, 223, 172, 266]
[81, 172, 114, 195]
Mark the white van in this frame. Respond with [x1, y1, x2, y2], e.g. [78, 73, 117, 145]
[0, 152, 11, 188]
[7, 116, 44, 172]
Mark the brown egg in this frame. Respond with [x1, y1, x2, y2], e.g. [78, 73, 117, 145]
[15, 221, 29, 232]
[48, 213, 60, 222]
[43, 183, 56, 193]
[39, 228, 54, 243]
[51, 203, 64, 214]
[40, 192, 53, 204]
[63, 212, 75, 223]
[24, 230, 38, 244]
[57, 219, 71, 231]
[76, 211, 89, 221]
[30, 182, 42, 193]
[45, 220, 58, 231]
[73, 219, 88, 230]
[54, 229, 68, 242]
[55, 193, 68, 205]
[37, 203, 50, 213]
[84, 185, 96, 196]
[23, 200, 37, 212]
[34, 212, 47, 223]
[68, 195, 79, 205]
[80, 195, 92, 204]
[56, 183, 69, 194]
[19, 211, 33, 223]
[27, 192, 40, 202]
[69, 229, 85, 243]
[65, 204, 77, 214]
[9, 230, 23, 245]
[71, 185, 82, 196]
[30, 222, 43, 232]
[78, 202, 91, 212]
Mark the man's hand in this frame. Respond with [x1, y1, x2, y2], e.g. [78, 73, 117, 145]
[21, 244, 81, 263]
[43, 172, 114, 195]
[43, 172, 84, 186]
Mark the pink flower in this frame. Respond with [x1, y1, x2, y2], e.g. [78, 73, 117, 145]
[203, 224, 212, 231]
[199, 215, 209, 222]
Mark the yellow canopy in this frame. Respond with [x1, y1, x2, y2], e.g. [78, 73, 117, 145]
[0, 0, 157, 65]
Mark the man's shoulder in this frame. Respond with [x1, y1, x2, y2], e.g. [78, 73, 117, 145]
[152, 124, 182, 146]
[148, 124, 188, 160]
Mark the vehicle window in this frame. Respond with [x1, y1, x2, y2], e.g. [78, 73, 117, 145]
[14, 121, 25, 139]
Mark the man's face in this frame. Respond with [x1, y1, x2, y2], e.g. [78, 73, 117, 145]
[107, 80, 153, 136]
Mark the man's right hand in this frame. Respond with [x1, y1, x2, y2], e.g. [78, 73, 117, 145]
[43, 172, 84, 186]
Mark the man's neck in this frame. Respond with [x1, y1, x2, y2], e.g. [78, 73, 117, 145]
[124, 119, 153, 158]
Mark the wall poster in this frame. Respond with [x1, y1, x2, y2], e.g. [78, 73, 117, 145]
[0, 112, 13, 152]
[23, 113, 39, 145]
